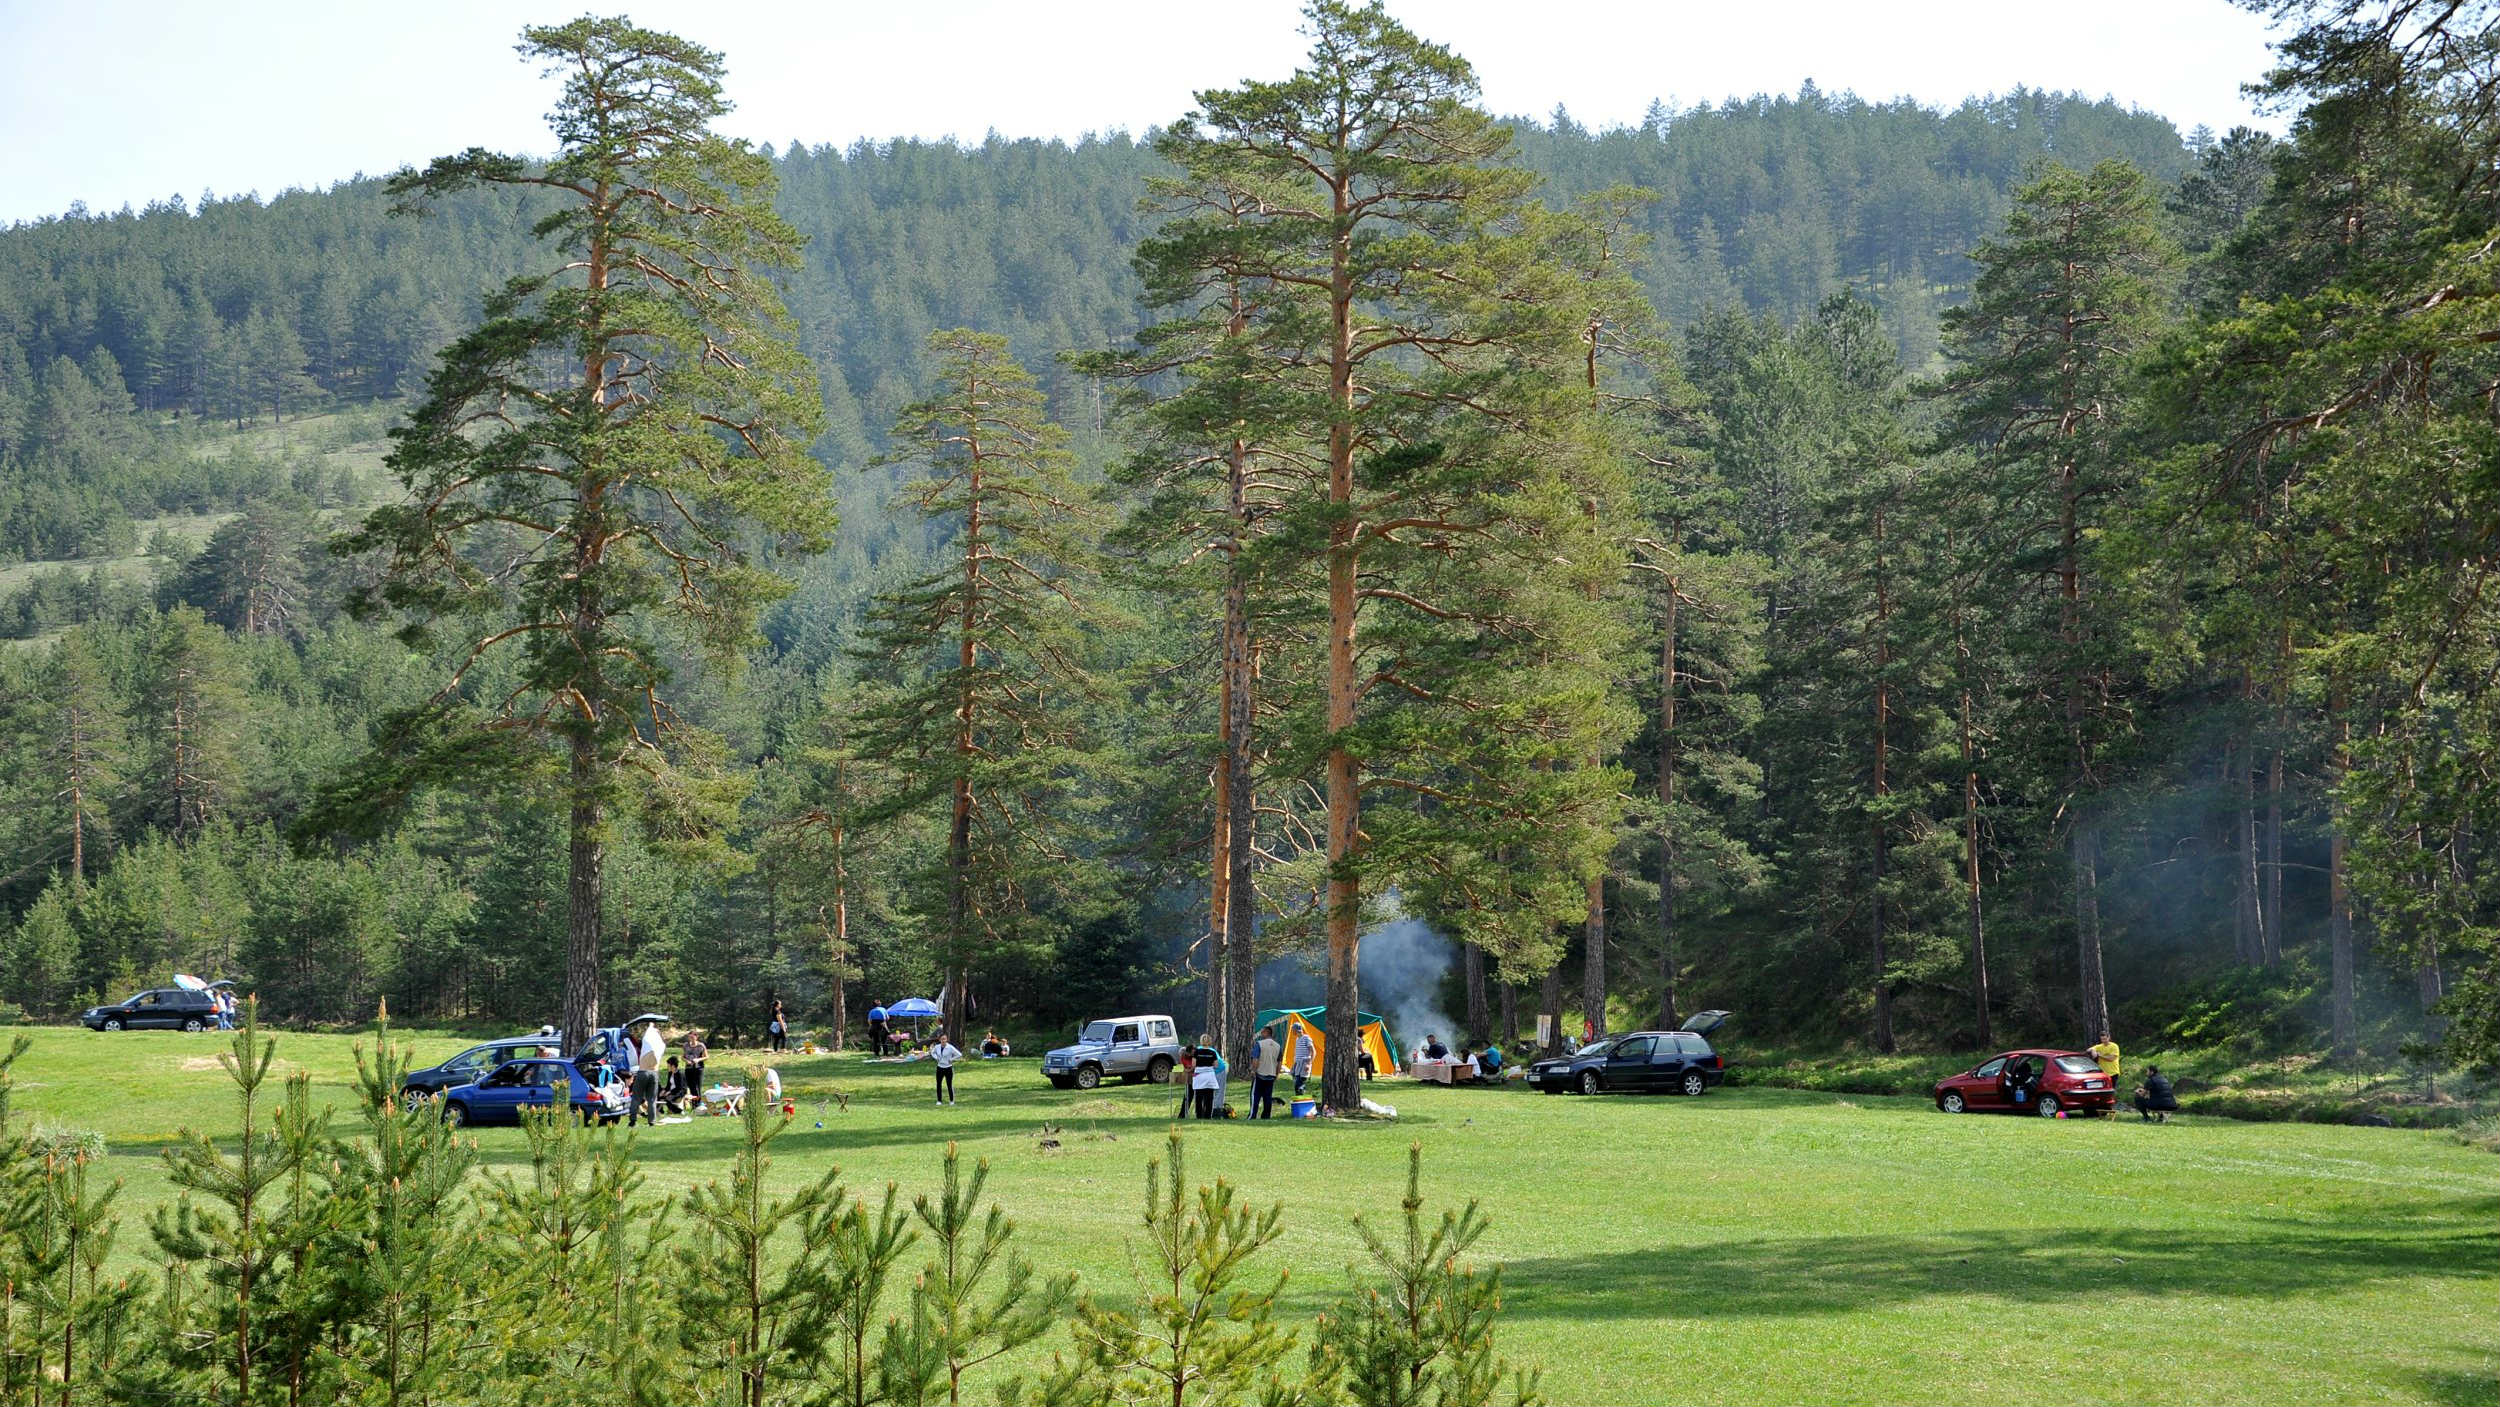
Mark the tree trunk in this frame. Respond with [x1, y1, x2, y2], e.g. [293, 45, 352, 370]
[946, 440, 982, 1047]
[2233, 680, 2268, 966]
[1206, 725, 1230, 1053]
[1960, 681, 1990, 1050]
[1538, 964, 1563, 1056]
[1462, 941, 1489, 1045]
[2264, 737, 2285, 968]
[2074, 824, 2108, 1037]
[1870, 504, 1893, 1055]
[1655, 583, 1680, 1030]
[1220, 465, 1258, 1066]
[1581, 877, 1607, 1041]
[1320, 177, 1364, 1112]
[2329, 697, 2354, 1055]
[560, 736, 603, 1055]
[1499, 978, 1518, 1048]
[833, 804, 850, 1053]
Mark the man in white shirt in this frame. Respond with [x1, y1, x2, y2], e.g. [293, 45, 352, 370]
[1291, 1029, 1316, 1095]
[928, 1034, 962, 1105]
[629, 1022, 664, 1127]
[1251, 1026, 1283, 1118]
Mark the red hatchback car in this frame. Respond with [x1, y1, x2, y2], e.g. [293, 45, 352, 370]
[1933, 1049, 2118, 1118]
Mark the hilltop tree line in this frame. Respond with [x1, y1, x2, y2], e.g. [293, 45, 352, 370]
[0, 1, 2493, 1093]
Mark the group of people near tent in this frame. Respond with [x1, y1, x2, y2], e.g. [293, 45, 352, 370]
[1167, 1008, 1406, 1119]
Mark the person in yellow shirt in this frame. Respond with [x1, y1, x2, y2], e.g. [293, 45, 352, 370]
[2088, 1031, 2121, 1080]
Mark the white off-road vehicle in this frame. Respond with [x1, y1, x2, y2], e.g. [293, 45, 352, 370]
[1042, 1015, 1182, 1089]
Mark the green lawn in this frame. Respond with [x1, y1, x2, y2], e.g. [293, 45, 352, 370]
[9, 1025, 2496, 1406]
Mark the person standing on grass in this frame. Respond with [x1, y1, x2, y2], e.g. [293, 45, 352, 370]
[868, 1007, 890, 1058]
[2089, 1030, 2121, 1081]
[629, 1022, 664, 1127]
[768, 998, 789, 1053]
[684, 1030, 708, 1105]
[1290, 1026, 1316, 1096]
[1190, 1039, 1221, 1119]
[1251, 1024, 1282, 1118]
[928, 1032, 962, 1105]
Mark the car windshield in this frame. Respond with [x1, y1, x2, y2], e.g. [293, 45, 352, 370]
[1579, 1038, 1619, 1059]
[1079, 1022, 1115, 1045]
[2053, 1055, 2102, 1074]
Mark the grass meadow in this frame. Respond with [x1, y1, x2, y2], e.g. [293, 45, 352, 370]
[8, 1024, 2495, 1405]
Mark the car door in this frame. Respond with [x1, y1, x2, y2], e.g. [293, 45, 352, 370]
[1107, 1023, 1143, 1074]
[1606, 1036, 1658, 1091]
[474, 1063, 534, 1124]
[133, 990, 174, 1028]
[1965, 1056, 2008, 1110]
[1651, 1034, 1697, 1086]
[523, 1063, 563, 1117]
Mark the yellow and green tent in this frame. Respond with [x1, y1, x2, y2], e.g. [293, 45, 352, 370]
[1251, 1006, 1402, 1078]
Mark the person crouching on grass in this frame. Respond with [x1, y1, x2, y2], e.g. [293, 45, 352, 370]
[928, 1032, 963, 1105]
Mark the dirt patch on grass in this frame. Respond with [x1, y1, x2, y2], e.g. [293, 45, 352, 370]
[1063, 1098, 1123, 1118]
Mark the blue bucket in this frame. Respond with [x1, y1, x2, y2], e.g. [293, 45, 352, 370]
[1290, 1098, 1318, 1119]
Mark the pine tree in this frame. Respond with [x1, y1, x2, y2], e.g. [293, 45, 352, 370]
[674, 1073, 848, 1407]
[1022, 1132, 1295, 1407]
[882, 1143, 1070, 1407]
[1310, 1144, 1539, 1407]
[333, 1007, 482, 1407]
[1935, 160, 2172, 1037]
[853, 330, 1109, 1043]
[138, 607, 248, 839]
[1157, 0, 1639, 1107]
[329, 18, 832, 1054]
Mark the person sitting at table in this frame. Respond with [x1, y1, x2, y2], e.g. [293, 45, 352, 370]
[1478, 1043, 1505, 1078]
[1423, 1034, 1450, 1062]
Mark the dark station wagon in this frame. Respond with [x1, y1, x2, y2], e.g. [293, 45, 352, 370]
[1527, 1011, 1732, 1097]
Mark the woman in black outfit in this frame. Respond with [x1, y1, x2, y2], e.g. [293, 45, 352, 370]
[769, 999, 788, 1053]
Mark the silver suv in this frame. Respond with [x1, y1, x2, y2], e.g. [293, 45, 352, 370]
[1043, 1015, 1181, 1090]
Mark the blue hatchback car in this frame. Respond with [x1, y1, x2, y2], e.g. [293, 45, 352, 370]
[438, 1058, 626, 1129]
[400, 1036, 564, 1112]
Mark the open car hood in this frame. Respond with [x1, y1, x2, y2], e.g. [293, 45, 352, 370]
[1678, 1009, 1732, 1036]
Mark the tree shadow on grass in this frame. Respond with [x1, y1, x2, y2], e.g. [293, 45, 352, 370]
[1499, 1222, 2497, 1320]
[2391, 1367, 2500, 1407]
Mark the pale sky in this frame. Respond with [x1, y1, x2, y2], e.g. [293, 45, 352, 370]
[0, 1, 2284, 226]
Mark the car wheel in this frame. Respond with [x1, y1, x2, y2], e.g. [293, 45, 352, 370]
[103, 1018, 124, 1032]
[441, 1102, 468, 1129]
[402, 1087, 431, 1114]
[1681, 1072, 1708, 1097]
[2036, 1093, 2062, 1118]
[1147, 1055, 1175, 1084]
[1074, 1064, 1102, 1091]
[1580, 1070, 1603, 1096]
[1939, 1091, 1967, 1114]
[182, 1017, 205, 1032]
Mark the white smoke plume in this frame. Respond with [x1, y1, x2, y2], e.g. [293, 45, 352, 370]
[1357, 914, 1457, 1055]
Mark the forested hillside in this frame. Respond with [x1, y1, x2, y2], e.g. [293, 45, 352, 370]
[0, 0, 2487, 1100]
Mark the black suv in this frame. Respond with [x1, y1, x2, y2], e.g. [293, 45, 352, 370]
[82, 988, 218, 1032]
[1527, 1011, 1732, 1096]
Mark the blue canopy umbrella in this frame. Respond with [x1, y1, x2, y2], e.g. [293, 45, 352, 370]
[885, 997, 941, 1019]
